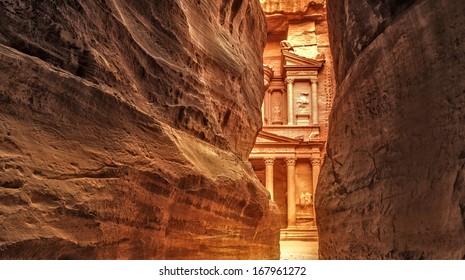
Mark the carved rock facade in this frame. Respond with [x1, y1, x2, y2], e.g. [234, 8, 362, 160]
[318, 0, 465, 259]
[250, 0, 334, 235]
[0, 0, 280, 259]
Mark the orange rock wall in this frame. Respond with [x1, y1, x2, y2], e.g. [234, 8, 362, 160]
[318, 0, 465, 259]
[0, 0, 280, 259]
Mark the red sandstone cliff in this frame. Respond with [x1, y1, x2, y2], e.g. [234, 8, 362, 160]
[318, 0, 465, 259]
[0, 0, 280, 259]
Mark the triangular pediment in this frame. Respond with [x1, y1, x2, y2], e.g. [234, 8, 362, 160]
[255, 131, 301, 144]
[282, 50, 324, 69]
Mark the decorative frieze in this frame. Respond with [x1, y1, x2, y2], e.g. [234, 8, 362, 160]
[252, 148, 295, 153]
[287, 71, 318, 76]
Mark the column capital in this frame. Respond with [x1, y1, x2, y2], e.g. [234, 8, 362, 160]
[310, 158, 322, 166]
[285, 78, 295, 84]
[285, 157, 297, 166]
[264, 158, 275, 166]
[310, 77, 318, 83]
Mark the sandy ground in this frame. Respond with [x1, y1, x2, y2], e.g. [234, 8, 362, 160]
[280, 241, 319, 260]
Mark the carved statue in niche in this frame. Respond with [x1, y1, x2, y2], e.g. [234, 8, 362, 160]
[271, 91, 283, 124]
[299, 192, 312, 208]
[272, 102, 282, 123]
[296, 92, 310, 113]
[273, 103, 281, 116]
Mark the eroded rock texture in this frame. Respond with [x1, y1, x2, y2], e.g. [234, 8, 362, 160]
[317, 0, 465, 259]
[0, 0, 280, 259]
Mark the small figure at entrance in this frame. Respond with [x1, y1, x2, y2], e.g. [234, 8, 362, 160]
[299, 192, 312, 208]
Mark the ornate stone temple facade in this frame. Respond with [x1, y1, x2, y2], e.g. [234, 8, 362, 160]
[249, 0, 335, 233]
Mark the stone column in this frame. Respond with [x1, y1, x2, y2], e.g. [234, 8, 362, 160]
[311, 78, 318, 125]
[285, 157, 297, 227]
[266, 90, 271, 125]
[285, 78, 295, 125]
[261, 100, 265, 125]
[264, 158, 275, 200]
[311, 157, 322, 226]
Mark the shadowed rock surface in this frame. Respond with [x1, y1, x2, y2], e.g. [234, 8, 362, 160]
[318, 0, 465, 259]
[0, 0, 280, 259]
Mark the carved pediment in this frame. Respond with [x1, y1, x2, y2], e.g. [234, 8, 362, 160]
[282, 50, 324, 70]
[255, 137, 275, 143]
[255, 131, 301, 144]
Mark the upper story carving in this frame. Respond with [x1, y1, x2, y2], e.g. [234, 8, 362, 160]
[259, 0, 335, 142]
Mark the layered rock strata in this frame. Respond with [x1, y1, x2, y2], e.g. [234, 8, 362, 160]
[0, 0, 280, 259]
[318, 0, 465, 259]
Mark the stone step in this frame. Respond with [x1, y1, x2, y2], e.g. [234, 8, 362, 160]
[280, 227, 319, 241]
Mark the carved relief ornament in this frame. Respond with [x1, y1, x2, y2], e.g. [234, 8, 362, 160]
[285, 78, 295, 84]
[287, 71, 310, 76]
[264, 158, 275, 166]
[297, 92, 310, 112]
[311, 158, 322, 166]
[285, 157, 297, 166]
[254, 148, 294, 153]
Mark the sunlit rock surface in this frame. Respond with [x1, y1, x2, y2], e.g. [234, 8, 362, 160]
[0, 0, 280, 259]
[318, 0, 465, 259]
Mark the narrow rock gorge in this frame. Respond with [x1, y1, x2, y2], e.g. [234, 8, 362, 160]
[318, 0, 465, 259]
[0, 0, 280, 259]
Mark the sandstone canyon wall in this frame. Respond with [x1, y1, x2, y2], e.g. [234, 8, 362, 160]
[318, 0, 465, 259]
[0, 0, 280, 259]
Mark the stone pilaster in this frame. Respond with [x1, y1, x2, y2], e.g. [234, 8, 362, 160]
[266, 89, 271, 125]
[285, 157, 297, 227]
[261, 100, 265, 125]
[285, 78, 295, 125]
[311, 78, 318, 125]
[264, 158, 275, 200]
[311, 157, 322, 226]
